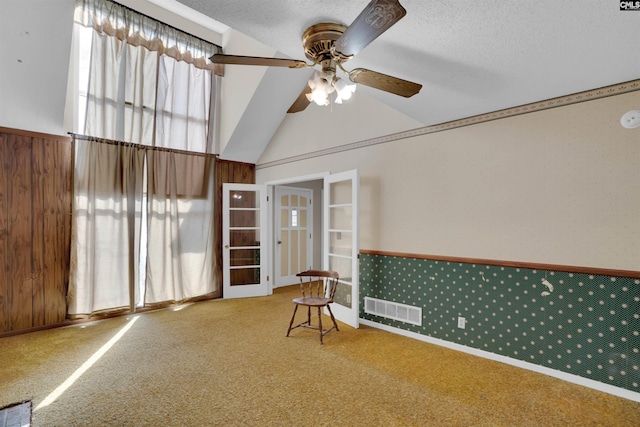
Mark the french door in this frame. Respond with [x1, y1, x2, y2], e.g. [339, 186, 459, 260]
[222, 172, 359, 330]
[222, 183, 269, 298]
[323, 169, 359, 328]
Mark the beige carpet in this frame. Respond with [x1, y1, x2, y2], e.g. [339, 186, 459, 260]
[0, 285, 638, 426]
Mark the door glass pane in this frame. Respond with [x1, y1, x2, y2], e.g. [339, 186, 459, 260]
[280, 194, 289, 207]
[231, 210, 259, 228]
[299, 196, 307, 207]
[329, 181, 351, 205]
[230, 248, 259, 266]
[329, 231, 352, 256]
[231, 190, 259, 208]
[230, 229, 259, 247]
[329, 254, 352, 308]
[329, 206, 352, 230]
[329, 255, 353, 282]
[333, 282, 352, 308]
[291, 195, 298, 206]
[230, 268, 260, 286]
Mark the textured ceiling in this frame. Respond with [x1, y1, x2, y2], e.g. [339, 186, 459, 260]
[174, 0, 640, 127]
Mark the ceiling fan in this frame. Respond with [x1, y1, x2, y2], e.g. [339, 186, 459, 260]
[209, 0, 422, 113]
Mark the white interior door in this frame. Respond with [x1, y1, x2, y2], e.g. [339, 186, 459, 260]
[274, 186, 313, 287]
[223, 183, 269, 298]
[324, 169, 359, 328]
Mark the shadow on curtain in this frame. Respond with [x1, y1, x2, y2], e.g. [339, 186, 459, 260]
[68, 137, 217, 316]
[145, 150, 216, 304]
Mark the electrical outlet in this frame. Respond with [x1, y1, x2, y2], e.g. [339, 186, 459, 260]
[458, 316, 466, 329]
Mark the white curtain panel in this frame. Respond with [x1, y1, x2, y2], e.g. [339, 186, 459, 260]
[155, 55, 214, 153]
[83, 33, 124, 140]
[84, 32, 158, 143]
[68, 139, 145, 315]
[145, 151, 216, 304]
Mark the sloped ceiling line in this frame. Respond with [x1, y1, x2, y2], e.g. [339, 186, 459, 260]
[256, 79, 640, 170]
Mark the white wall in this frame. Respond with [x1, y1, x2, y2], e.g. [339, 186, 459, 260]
[218, 29, 274, 155]
[258, 90, 423, 164]
[256, 91, 640, 271]
[0, 0, 75, 135]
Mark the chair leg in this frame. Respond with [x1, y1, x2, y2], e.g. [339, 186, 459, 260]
[286, 304, 299, 337]
[326, 304, 339, 332]
[317, 307, 323, 344]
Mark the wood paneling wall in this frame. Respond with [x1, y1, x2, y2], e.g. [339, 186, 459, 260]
[213, 159, 255, 296]
[0, 129, 254, 334]
[0, 127, 72, 334]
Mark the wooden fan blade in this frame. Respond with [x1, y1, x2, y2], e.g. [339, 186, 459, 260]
[333, 0, 407, 59]
[209, 54, 308, 69]
[287, 85, 312, 113]
[349, 68, 421, 97]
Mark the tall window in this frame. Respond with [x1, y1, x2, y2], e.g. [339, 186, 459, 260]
[70, 0, 221, 153]
[68, 0, 222, 316]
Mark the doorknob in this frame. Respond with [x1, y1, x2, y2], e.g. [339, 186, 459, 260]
[277, 241, 282, 244]
[224, 245, 229, 249]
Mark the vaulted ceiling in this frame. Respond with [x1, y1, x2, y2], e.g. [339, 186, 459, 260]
[154, 0, 640, 162]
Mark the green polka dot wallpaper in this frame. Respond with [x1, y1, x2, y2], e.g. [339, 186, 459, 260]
[359, 254, 640, 393]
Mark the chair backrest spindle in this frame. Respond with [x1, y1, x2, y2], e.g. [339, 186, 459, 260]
[296, 269, 339, 302]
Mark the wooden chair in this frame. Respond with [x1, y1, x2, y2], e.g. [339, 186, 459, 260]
[286, 270, 340, 344]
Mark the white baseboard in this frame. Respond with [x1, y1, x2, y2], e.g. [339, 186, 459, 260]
[359, 318, 640, 403]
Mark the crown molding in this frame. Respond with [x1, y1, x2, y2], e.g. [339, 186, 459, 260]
[257, 79, 640, 170]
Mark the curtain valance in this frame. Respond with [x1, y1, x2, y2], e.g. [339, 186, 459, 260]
[74, 0, 222, 73]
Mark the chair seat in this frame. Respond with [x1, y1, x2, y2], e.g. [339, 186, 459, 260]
[293, 296, 331, 307]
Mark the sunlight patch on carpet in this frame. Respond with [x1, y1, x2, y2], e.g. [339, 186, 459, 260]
[0, 401, 31, 427]
[35, 316, 140, 411]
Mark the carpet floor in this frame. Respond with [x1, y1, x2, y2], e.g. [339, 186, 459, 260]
[0, 285, 638, 426]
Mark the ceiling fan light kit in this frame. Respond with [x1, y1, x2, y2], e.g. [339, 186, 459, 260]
[334, 78, 357, 104]
[306, 70, 335, 106]
[209, 0, 422, 113]
[305, 70, 357, 106]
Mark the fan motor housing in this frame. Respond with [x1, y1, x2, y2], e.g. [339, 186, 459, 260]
[302, 22, 346, 63]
